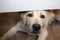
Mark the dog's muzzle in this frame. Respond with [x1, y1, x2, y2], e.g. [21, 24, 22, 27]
[32, 24, 41, 33]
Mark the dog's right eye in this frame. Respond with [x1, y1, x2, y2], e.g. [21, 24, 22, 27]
[40, 15, 45, 19]
[27, 14, 33, 17]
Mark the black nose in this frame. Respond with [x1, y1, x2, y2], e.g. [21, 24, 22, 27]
[32, 24, 41, 32]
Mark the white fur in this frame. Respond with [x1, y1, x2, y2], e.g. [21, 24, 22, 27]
[38, 28, 48, 40]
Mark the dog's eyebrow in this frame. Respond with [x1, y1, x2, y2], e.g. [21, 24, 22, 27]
[18, 11, 29, 13]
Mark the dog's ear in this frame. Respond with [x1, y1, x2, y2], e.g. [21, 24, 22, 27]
[49, 11, 54, 18]
[45, 10, 55, 19]
[48, 11, 55, 21]
[17, 11, 29, 24]
[18, 11, 29, 19]
[45, 11, 55, 27]
[48, 11, 55, 25]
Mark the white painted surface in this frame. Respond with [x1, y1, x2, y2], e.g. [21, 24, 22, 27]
[0, 0, 60, 13]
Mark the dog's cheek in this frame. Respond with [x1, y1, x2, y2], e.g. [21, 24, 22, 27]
[44, 17, 52, 28]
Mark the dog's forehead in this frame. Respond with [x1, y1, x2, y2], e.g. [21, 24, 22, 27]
[27, 11, 48, 15]
[24, 11, 53, 17]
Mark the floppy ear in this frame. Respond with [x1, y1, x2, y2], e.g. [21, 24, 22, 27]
[45, 11, 55, 27]
[48, 11, 54, 20]
[18, 11, 29, 25]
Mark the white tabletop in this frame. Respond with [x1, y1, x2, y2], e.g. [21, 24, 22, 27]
[0, 0, 60, 13]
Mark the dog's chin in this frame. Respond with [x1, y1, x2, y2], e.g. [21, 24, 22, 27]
[20, 31, 39, 35]
[27, 32, 40, 35]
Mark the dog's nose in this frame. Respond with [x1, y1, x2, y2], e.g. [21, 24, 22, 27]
[32, 24, 41, 32]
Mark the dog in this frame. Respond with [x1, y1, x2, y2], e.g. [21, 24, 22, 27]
[0, 10, 54, 40]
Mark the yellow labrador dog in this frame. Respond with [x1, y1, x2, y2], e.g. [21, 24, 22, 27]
[0, 10, 54, 40]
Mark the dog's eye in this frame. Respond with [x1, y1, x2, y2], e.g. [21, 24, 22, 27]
[27, 14, 33, 17]
[40, 15, 45, 18]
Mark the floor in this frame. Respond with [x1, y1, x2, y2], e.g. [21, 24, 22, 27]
[0, 13, 60, 40]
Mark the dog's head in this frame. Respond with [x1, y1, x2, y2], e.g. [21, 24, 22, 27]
[19, 10, 54, 35]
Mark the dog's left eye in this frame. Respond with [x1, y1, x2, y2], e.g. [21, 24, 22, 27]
[40, 15, 45, 19]
[27, 14, 33, 17]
